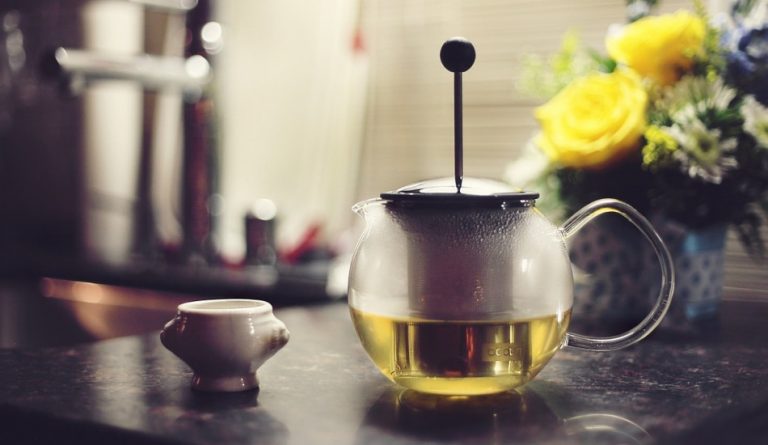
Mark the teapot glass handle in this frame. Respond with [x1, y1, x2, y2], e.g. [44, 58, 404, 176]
[559, 199, 675, 351]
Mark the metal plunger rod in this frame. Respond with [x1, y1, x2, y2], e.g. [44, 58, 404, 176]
[440, 38, 475, 193]
[454, 72, 463, 191]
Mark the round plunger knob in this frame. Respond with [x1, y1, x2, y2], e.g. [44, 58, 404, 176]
[440, 38, 475, 73]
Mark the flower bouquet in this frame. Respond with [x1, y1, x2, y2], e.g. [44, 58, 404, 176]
[510, 0, 768, 322]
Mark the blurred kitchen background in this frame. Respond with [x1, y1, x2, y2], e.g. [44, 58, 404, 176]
[0, 0, 765, 347]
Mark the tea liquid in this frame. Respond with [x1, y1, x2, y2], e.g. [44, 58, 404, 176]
[350, 308, 570, 395]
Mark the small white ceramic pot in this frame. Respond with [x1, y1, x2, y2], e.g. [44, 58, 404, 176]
[161, 299, 290, 392]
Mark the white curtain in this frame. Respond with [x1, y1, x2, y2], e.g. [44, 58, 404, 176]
[215, 0, 369, 261]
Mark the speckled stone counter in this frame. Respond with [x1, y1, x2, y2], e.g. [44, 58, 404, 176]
[2, 301, 768, 445]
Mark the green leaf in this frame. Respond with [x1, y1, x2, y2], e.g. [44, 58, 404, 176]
[588, 49, 617, 73]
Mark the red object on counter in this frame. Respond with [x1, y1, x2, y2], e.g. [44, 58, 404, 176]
[281, 223, 323, 265]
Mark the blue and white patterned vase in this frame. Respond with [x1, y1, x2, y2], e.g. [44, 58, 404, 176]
[568, 214, 727, 328]
[568, 214, 656, 327]
[658, 223, 727, 325]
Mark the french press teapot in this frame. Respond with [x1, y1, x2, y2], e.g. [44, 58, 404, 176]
[348, 38, 674, 396]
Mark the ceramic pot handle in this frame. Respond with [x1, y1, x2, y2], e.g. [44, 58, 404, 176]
[560, 199, 675, 351]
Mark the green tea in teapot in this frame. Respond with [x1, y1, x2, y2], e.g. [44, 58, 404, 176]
[350, 307, 571, 395]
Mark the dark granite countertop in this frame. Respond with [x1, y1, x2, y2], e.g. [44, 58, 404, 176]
[2, 300, 768, 445]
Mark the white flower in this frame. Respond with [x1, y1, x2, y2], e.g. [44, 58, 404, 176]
[737, 0, 768, 30]
[741, 95, 768, 147]
[658, 76, 737, 115]
[654, 76, 742, 184]
[666, 112, 738, 184]
[504, 138, 550, 188]
[719, 1, 768, 34]
[626, 1, 651, 22]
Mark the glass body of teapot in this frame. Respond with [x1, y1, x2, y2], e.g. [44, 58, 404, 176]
[348, 178, 673, 396]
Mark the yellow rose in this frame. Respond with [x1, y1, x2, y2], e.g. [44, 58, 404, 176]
[606, 11, 705, 86]
[534, 69, 647, 169]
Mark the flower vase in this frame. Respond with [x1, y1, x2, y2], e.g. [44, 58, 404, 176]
[568, 215, 727, 329]
[568, 214, 656, 329]
[657, 223, 727, 325]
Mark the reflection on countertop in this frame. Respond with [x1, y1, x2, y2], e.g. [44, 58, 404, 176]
[0, 280, 183, 348]
[358, 387, 650, 444]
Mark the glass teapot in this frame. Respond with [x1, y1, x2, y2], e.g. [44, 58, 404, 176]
[347, 39, 674, 396]
[349, 178, 674, 396]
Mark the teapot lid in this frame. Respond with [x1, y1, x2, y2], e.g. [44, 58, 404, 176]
[381, 177, 538, 207]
